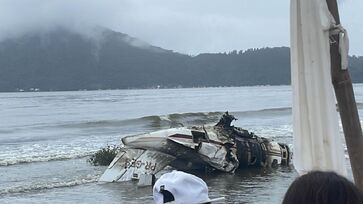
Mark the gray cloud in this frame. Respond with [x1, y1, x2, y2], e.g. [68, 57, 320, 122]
[0, 0, 361, 55]
[0, 0, 120, 39]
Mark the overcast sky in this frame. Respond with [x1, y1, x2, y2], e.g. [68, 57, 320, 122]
[0, 0, 362, 55]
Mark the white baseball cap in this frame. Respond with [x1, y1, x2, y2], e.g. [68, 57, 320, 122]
[153, 171, 225, 204]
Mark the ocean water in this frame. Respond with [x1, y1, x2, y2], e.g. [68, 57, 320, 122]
[1, 85, 362, 204]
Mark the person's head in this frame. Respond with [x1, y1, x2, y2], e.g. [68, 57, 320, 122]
[153, 171, 224, 204]
[282, 171, 363, 204]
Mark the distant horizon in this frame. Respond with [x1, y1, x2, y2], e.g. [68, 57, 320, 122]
[5, 83, 363, 94]
[0, 26, 362, 93]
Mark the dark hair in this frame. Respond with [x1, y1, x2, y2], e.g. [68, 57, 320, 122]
[282, 171, 363, 204]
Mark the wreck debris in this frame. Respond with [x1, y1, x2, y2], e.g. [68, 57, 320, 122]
[99, 113, 292, 183]
[215, 111, 236, 128]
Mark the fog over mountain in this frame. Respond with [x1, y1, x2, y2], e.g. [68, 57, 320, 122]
[1, 0, 362, 55]
[0, 27, 362, 92]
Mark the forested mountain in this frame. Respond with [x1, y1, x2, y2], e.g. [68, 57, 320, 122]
[0, 27, 362, 92]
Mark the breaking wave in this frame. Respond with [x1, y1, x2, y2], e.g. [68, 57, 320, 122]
[0, 151, 94, 166]
[233, 107, 291, 117]
[0, 175, 99, 196]
[55, 103, 363, 131]
[0, 107, 292, 167]
[0, 137, 115, 166]
[57, 107, 291, 129]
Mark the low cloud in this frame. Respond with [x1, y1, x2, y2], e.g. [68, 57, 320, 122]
[0, 0, 361, 55]
[0, 0, 120, 40]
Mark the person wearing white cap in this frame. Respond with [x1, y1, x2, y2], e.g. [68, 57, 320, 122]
[153, 171, 225, 204]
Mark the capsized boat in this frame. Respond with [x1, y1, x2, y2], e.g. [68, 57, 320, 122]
[99, 112, 292, 183]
